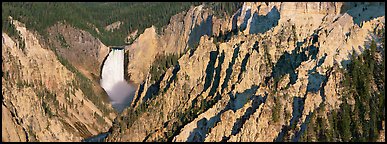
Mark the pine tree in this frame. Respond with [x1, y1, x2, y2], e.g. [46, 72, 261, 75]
[340, 99, 351, 142]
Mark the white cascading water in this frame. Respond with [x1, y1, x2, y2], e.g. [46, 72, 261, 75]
[100, 48, 135, 113]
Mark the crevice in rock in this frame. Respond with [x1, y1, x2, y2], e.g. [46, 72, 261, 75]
[142, 131, 155, 142]
[203, 50, 219, 93]
[230, 93, 262, 135]
[221, 45, 240, 93]
[252, 41, 259, 53]
[270, 42, 307, 87]
[222, 90, 268, 142]
[274, 97, 304, 142]
[23, 126, 30, 142]
[142, 72, 166, 104]
[168, 92, 223, 142]
[132, 82, 145, 108]
[209, 49, 225, 97]
[163, 63, 181, 93]
[239, 9, 251, 32]
[292, 111, 313, 142]
[187, 93, 230, 142]
[123, 50, 130, 82]
[237, 52, 251, 83]
[3, 102, 30, 142]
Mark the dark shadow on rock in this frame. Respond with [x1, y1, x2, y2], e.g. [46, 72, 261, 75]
[292, 111, 313, 142]
[237, 52, 251, 83]
[270, 46, 307, 86]
[230, 91, 262, 134]
[341, 59, 352, 69]
[249, 6, 280, 34]
[186, 92, 229, 142]
[232, 85, 259, 111]
[232, 8, 241, 32]
[275, 97, 304, 142]
[344, 3, 385, 26]
[209, 49, 225, 96]
[306, 51, 327, 93]
[252, 41, 259, 53]
[222, 87, 267, 142]
[124, 50, 130, 81]
[203, 51, 219, 92]
[309, 45, 319, 60]
[132, 82, 145, 108]
[270, 33, 321, 88]
[239, 9, 251, 32]
[221, 45, 240, 93]
[306, 73, 326, 93]
[275, 125, 289, 142]
[142, 73, 165, 104]
[317, 53, 327, 67]
[188, 15, 213, 57]
[163, 63, 181, 93]
[187, 118, 208, 142]
[197, 85, 261, 142]
[82, 132, 110, 142]
[307, 53, 327, 74]
[290, 97, 304, 129]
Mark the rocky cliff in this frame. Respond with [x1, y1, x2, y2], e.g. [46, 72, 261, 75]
[2, 2, 385, 142]
[106, 2, 385, 142]
[2, 18, 116, 142]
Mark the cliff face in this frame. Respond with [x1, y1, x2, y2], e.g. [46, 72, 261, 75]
[126, 4, 216, 85]
[107, 2, 385, 142]
[2, 2, 384, 142]
[2, 19, 116, 142]
[46, 22, 110, 80]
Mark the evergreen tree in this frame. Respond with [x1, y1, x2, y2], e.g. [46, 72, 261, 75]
[340, 98, 351, 142]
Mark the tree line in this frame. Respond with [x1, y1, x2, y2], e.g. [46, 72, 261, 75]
[2, 2, 201, 46]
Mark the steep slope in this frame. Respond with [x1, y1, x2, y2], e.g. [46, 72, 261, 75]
[126, 3, 243, 85]
[107, 2, 385, 142]
[2, 19, 116, 142]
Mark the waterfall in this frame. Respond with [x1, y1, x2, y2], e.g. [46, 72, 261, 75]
[100, 48, 135, 113]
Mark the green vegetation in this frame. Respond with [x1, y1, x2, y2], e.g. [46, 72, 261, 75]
[263, 41, 273, 68]
[114, 98, 151, 132]
[292, 24, 298, 45]
[56, 33, 70, 48]
[272, 94, 282, 123]
[340, 39, 384, 142]
[54, 46, 113, 116]
[300, 29, 385, 142]
[2, 2, 200, 46]
[94, 112, 105, 125]
[149, 53, 179, 84]
[2, 20, 25, 51]
[36, 87, 60, 118]
[204, 2, 243, 19]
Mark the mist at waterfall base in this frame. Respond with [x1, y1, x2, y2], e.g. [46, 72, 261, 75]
[100, 48, 136, 113]
[101, 80, 136, 113]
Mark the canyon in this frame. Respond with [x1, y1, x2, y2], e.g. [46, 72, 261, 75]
[2, 2, 385, 142]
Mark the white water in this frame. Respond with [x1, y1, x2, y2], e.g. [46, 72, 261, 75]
[100, 48, 136, 113]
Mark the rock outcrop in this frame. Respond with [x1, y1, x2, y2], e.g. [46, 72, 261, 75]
[2, 19, 116, 142]
[107, 2, 385, 142]
[2, 2, 384, 142]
